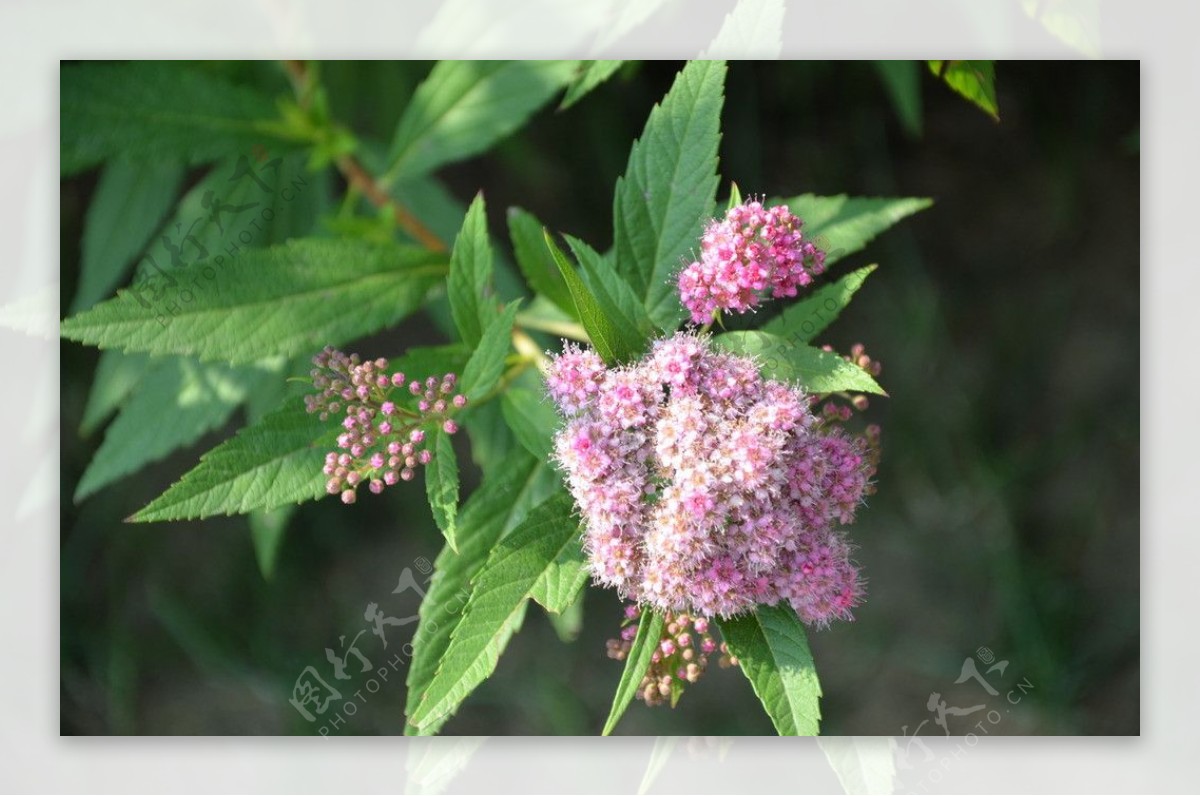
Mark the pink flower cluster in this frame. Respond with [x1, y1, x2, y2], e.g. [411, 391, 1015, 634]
[548, 333, 872, 625]
[306, 347, 466, 505]
[606, 605, 733, 706]
[678, 200, 826, 324]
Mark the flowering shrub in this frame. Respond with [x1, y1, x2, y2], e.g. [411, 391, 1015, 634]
[61, 59, 934, 735]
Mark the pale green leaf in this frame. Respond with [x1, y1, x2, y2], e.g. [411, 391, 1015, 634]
[385, 60, 577, 183]
[72, 157, 186, 311]
[425, 429, 461, 552]
[718, 604, 822, 736]
[459, 299, 520, 402]
[448, 193, 496, 346]
[61, 239, 446, 365]
[714, 332, 886, 395]
[409, 492, 579, 731]
[559, 60, 624, 110]
[547, 587, 585, 643]
[602, 608, 664, 736]
[249, 505, 295, 580]
[613, 59, 725, 330]
[928, 60, 999, 121]
[759, 265, 877, 343]
[61, 62, 299, 176]
[701, 0, 785, 59]
[530, 534, 588, 615]
[773, 194, 932, 268]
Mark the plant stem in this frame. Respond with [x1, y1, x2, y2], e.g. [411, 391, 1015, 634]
[514, 312, 590, 343]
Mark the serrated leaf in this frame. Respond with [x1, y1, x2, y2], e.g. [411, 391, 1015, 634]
[409, 492, 579, 731]
[385, 60, 577, 183]
[559, 60, 624, 110]
[928, 60, 999, 121]
[613, 59, 725, 331]
[507, 207, 576, 318]
[448, 193, 496, 346]
[726, 181, 743, 212]
[61, 62, 300, 176]
[544, 231, 639, 365]
[249, 505, 295, 580]
[873, 60, 923, 137]
[565, 234, 655, 344]
[759, 265, 877, 343]
[500, 387, 559, 460]
[459, 299, 520, 402]
[701, 0, 785, 59]
[818, 736, 897, 795]
[425, 429, 461, 552]
[602, 608, 664, 736]
[773, 194, 932, 268]
[530, 534, 588, 615]
[74, 357, 258, 501]
[718, 604, 822, 736]
[129, 396, 337, 522]
[79, 350, 151, 436]
[714, 332, 886, 395]
[72, 157, 186, 312]
[60, 239, 446, 365]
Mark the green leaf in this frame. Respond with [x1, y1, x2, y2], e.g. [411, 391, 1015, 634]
[726, 181, 743, 212]
[928, 60, 999, 121]
[547, 587, 585, 643]
[714, 332, 886, 395]
[79, 351, 151, 436]
[385, 60, 577, 183]
[529, 534, 588, 615]
[602, 608, 664, 736]
[544, 231, 639, 365]
[409, 492, 579, 731]
[565, 235, 655, 343]
[249, 505, 295, 580]
[873, 60, 923, 137]
[559, 60, 624, 110]
[613, 59, 725, 331]
[759, 265, 877, 343]
[500, 387, 559, 460]
[448, 193, 496, 346]
[61, 62, 300, 176]
[773, 194, 932, 268]
[718, 604, 822, 736]
[459, 299, 521, 402]
[74, 357, 258, 501]
[72, 157, 186, 312]
[60, 239, 446, 365]
[701, 0, 785, 59]
[129, 396, 337, 522]
[507, 207, 576, 319]
[425, 429, 461, 552]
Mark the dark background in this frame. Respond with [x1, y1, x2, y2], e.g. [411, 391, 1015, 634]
[60, 60, 1139, 736]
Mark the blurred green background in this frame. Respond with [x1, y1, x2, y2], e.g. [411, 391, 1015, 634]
[60, 60, 1139, 736]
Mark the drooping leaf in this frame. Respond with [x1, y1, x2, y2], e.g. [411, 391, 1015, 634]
[409, 492, 579, 731]
[507, 207, 576, 318]
[928, 60, 999, 121]
[773, 194, 932, 268]
[714, 332, 886, 395]
[448, 193, 496, 346]
[72, 157, 186, 312]
[459, 299, 521, 402]
[873, 60, 923, 137]
[61, 239, 446, 365]
[759, 265, 877, 343]
[529, 534, 588, 615]
[559, 60, 624, 110]
[74, 357, 265, 501]
[544, 231, 641, 365]
[602, 608, 664, 736]
[425, 429, 461, 552]
[79, 350, 151, 436]
[718, 604, 822, 736]
[500, 387, 559, 460]
[565, 235, 655, 343]
[613, 59, 725, 330]
[61, 61, 300, 176]
[249, 505, 295, 580]
[385, 60, 577, 183]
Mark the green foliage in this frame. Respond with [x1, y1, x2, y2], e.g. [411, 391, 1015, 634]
[459, 300, 521, 402]
[507, 207, 576, 319]
[718, 604, 822, 736]
[529, 535, 589, 615]
[61, 239, 446, 365]
[760, 265, 877, 343]
[73, 157, 186, 312]
[602, 608, 664, 736]
[61, 62, 302, 176]
[408, 493, 579, 731]
[386, 60, 577, 183]
[929, 60, 999, 121]
[79, 351, 151, 436]
[873, 60, 923, 137]
[425, 429, 462, 552]
[560, 60, 624, 109]
[613, 59, 726, 330]
[714, 332, 886, 395]
[448, 194, 497, 347]
[775, 194, 932, 267]
[248, 505, 295, 580]
[500, 388, 558, 460]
